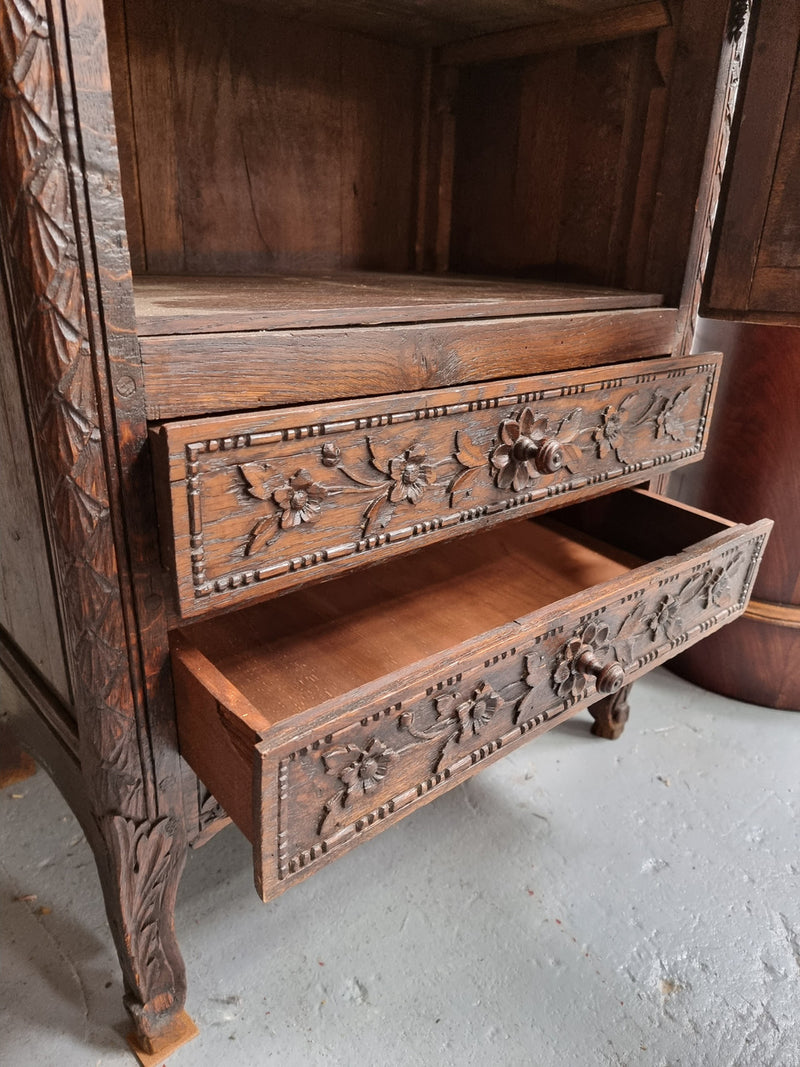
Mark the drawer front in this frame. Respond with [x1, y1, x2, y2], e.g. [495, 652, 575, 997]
[252, 514, 767, 901]
[154, 354, 720, 616]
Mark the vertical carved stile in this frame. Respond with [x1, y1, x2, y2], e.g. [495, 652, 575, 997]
[0, 0, 188, 1049]
[676, 0, 751, 356]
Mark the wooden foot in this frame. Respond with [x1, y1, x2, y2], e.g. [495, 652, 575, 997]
[88, 813, 191, 1058]
[0, 723, 36, 788]
[588, 683, 633, 740]
[127, 1009, 199, 1065]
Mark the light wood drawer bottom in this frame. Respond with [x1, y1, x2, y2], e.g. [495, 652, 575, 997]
[171, 490, 770, 902]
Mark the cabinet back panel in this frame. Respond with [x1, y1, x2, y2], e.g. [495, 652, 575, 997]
[112, 0, 423, 274]
[449, 33, 660, 284]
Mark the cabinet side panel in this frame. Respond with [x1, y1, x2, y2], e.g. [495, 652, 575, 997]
[0, 271, 71, 702]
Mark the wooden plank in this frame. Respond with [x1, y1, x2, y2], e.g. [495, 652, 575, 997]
[133, 272, 664, 334]
[122, 0, 421, 274]
[440, 1, 670, 67]
[141, 306, 678, 419]
[122, 0, 185, 271]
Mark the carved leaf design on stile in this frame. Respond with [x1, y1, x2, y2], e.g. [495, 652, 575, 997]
[103, 816, 178, 1003]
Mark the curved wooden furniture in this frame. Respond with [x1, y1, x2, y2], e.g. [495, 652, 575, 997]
[668, 320, 800, 709]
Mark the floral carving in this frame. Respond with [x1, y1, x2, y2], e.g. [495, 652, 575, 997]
[490, 407, 582, 492]
[387, 444, 436, 504]
[551, 621, 624, 702]
[318, 738, 396, 835]
[643, 594, 683, 641]
[592, 395, 638, 463]
[241, 465, 328, 554]
[697, 558, 738, 609]
[436, 682, 502, 741]
[273, 470, 328, 527]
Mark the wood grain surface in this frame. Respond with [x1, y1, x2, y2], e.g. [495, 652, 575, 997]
[141, 306, 678, 419]
[133, 272, 663, 335]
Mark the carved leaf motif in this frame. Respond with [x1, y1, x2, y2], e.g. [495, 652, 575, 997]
[454, 429, 486, 470]
[448, 464, 482, 503]
[556, 408, 582, 443]
[103, 816, 179, 1003]
[361, 489, 393, 536]
[239, 462, 273, 500]
[612, 601, 646, 662]
[244, 514, 280, 556]
[367, 435, 394, 475]
[450, 429, 487, 503]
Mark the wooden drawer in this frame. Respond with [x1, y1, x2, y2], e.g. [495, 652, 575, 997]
[171, 490, 771, 902]
[153, 353, 721, 617]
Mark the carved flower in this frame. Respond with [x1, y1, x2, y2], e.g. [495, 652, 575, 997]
[552, 621, 610, 701]
[272, 469, 328, 528]
[388, 444, 436, 504]
[655, 388, 691, 442]
[699, 564, 732, 609]
[490, 407, 582, 492]
[593, 400, 634, 462]
[436, 681, 503, 741]
[643, 595, 683, 641]
[323, 737, 393, 804]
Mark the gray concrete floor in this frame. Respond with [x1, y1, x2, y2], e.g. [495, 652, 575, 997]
[1, 667, 798, 1067]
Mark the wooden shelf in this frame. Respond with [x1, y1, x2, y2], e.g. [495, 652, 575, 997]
[220, 0, 658, 48]
[133, 272, 663, 336]
[176, 518, 635, 725]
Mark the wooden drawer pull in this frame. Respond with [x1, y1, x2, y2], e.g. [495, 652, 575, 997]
[575, 648, 626, 694]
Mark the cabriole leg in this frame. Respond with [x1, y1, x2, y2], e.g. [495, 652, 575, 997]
[89, 814, 197, 1062]
[588, 683, 633, 740]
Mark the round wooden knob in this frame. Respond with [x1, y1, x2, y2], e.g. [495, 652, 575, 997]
[511, 435, 564, 473]
[534, 438, 564, 474]
[595, 662, 625, 694]
[576, 648, 625, 694]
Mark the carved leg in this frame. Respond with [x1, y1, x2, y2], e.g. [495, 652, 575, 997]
[0, 722, 36, 788]
[588, 683, 633, 740]
[88, 814, 197, 1062]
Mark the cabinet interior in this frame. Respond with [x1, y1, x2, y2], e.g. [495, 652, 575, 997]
[104, 0, 701, 321]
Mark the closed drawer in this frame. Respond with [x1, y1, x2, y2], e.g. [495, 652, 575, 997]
[171, 490, 771, 902]
[153, 353, 721, 617]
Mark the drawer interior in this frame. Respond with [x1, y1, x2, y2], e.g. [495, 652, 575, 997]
[172, 489, 769, 898]
[173, 490, 731, 731]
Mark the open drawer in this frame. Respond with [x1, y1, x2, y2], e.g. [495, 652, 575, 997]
[153, 353, 722, 618]
[171, 490, 770, 902]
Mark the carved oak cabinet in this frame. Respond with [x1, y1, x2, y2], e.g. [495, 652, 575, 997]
[0, 0, 770, 1058]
